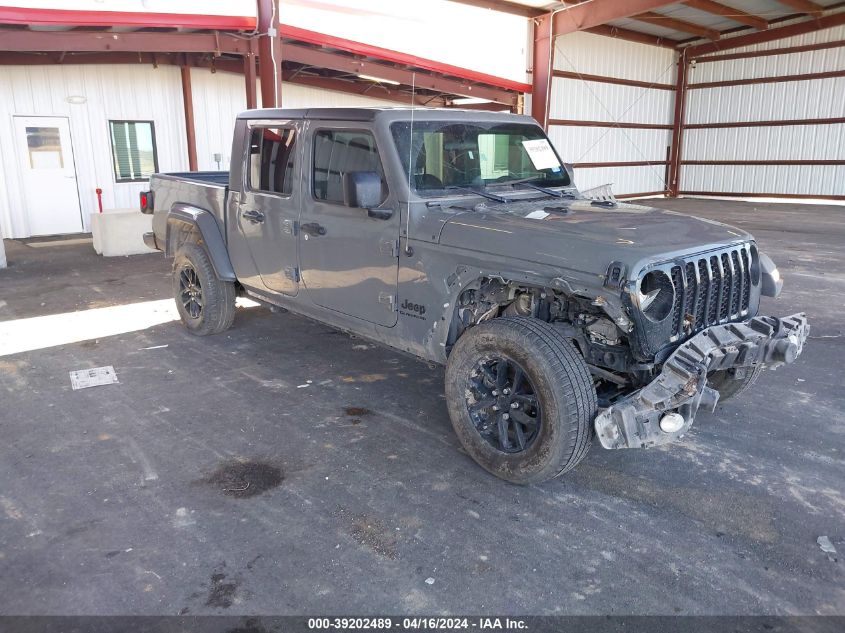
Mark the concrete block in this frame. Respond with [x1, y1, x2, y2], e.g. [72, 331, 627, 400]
[0, 239, 6, 269]
[91, 210, 155, 257]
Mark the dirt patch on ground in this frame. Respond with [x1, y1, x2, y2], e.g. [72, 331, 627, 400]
[202, 461, 284, 498]
[344, 406, 371, 417]
[206, 571, 239, 608]
[335, 507, 398, 560]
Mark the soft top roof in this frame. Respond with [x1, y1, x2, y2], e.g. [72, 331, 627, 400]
[237, 107, 536, 125]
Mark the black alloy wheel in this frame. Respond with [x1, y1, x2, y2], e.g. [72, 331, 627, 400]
[179, 264, 203, 320]
[466, 356, 542, 453]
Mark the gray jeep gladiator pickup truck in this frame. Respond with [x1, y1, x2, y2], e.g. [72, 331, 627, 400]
[141, 107, 808, 484]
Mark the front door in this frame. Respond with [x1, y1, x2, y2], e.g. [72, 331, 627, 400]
[299, 125, 400, 327]
[234, 122, 301, 296]
[13, 116, 83, 236]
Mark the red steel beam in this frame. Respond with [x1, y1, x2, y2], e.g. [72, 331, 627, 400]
[682, 0, 769, 31]
[680, 191, 845, 200]
[685, 116, 845, 128]
[549, 118, 673, 129]
[0, 6, 257, 30]
[550, 0, 680, 38]
[0, 49, 446, 106]
[283, 42, 517, 105]
[685, 10, 845, 56]
[694, 38, 845, 62]
[673, 2, 845, 46]
[445, 101, 511, 111]
[553, 69, 675, 90]
[0, 24, 525, 101]
[632, 11, 721, 40]
[585, 24, 679, 48]
[0, 51, 171, 65]
[682, 159, 845, 165]
[689, 68, 845, 89]
[573, 161, 669, 168]
[258, 0, 282, 108]
[667, 50, 690, 197]
[180, 61, 198, 171]
[531, 12, 553, 128]
[0, 28, 250, 54]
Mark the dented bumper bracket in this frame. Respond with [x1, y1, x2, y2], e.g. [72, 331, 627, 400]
[594, 313, 809, 449]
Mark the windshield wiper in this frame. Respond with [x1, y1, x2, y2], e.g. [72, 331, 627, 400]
[513, 181, 576, 199]
[445, 185, 508, 203]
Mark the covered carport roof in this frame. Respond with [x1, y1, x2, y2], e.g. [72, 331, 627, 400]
[451, 0, 845, 50]
[0, 4, 528, 110]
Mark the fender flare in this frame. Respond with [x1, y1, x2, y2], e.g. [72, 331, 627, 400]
[165, 204, 236, 281]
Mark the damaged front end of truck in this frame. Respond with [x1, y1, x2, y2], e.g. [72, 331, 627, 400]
[438, 224, 809, 452]
[593, 241, 809, 449]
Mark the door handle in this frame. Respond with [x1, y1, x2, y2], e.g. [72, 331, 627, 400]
[300, 222, 326, 237]
[242, 209, 265, 224]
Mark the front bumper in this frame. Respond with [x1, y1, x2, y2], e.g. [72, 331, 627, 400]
[594, 313, 809, 449]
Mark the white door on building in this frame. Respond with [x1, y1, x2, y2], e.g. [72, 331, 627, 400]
[13, 116, 83, 236]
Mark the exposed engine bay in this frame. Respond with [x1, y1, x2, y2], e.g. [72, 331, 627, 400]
[451, 277, 646, 407]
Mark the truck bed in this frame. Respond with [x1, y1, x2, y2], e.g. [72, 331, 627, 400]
[158, 171, 230, 186]
[149, 172, 230, 246]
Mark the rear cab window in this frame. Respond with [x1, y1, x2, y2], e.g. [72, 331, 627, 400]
[248, 126, 297, 196]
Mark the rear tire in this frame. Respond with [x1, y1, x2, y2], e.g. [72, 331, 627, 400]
[708, 366, 763, 402]
[173, 243, 235, 336]
[445, 317, 597, 484]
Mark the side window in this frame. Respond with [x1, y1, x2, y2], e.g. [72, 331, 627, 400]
[248, 126, 296, 195]
[313, 129, 387, 205]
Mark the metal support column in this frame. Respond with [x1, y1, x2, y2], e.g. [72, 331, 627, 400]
[244, 39, 257, 110]
[257, 0, 282, 108]
[668, 50, 689, 197]
[531, 13, 553, 129]
[180, 58, 198, 171]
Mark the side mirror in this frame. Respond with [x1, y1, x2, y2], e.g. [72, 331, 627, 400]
[342, 172, 393, 219]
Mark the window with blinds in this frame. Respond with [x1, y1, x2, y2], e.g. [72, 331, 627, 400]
[109, 121, 158, 182]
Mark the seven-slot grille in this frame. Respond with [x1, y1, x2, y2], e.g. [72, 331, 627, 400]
[668, 245, 752, 339]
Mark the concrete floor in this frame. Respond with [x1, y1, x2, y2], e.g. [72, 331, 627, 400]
[0, 199, 842, 616]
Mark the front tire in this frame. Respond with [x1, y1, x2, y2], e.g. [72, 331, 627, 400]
[445, 317, 597, 484]
[173, 243, 236, 336]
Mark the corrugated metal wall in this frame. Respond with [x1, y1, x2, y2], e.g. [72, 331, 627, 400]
[682, 24, 845, 197]
[0, 64, 188, 238]
[547, 31, 677, 196]
[0, 65, 401, 238]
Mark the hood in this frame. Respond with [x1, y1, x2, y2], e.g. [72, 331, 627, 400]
[437, 198, 752, 275]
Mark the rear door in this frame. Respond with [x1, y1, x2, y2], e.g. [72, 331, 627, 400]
[232, 121, 302, 296]
[298, 124, 400, 326]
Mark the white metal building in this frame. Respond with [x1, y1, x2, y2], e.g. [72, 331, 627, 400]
[0, 0, 528, 240]
[2, 0, 844, 242]
[0, 67, 399, 238]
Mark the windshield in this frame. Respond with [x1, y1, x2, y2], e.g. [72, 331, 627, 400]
[390, 120, 570, 197]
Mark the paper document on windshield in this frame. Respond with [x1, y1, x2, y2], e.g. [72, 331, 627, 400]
[521, 139, 560, 170]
